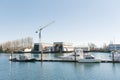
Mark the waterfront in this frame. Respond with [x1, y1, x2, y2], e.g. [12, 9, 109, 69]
[0, 53, 120, 80]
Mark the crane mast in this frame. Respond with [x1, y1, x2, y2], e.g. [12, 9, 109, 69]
[36, 21, 55, 61]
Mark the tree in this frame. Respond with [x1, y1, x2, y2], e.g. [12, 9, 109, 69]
[0, 45, 3, 53]
[0, 37, 33, 53]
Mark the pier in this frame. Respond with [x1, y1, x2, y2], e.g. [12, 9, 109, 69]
[10, 58, 120, 63]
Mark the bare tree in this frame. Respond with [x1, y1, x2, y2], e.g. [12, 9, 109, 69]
[88, 43, 97, 50]
[0, 37, 33, 53]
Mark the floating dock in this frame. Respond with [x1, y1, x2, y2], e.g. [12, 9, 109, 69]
[9, 58, 120, 63]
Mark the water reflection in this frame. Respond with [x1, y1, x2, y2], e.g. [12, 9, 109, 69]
[9, 61, 13, 80]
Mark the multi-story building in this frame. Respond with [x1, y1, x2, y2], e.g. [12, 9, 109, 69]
[108, 44, 120, 51]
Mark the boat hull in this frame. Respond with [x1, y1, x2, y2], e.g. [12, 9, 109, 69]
[9, 58, 36, 62]
[78, 59, 101, 63]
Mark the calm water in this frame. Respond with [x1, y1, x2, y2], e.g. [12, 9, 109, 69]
[0, 53, 120, 80]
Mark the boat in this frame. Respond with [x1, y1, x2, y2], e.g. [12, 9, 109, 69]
[110, 43, 120, 62]
[111, 50, 120, 61]
[74, 48, 101, 63]
[58, 49, 83, 60]
[9, 53, 36, 62]
[59, 48, 101, 62]
[10, 58, 36, 62]
[77, 53, 101, 63]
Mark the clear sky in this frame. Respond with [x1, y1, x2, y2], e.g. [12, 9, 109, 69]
[0, 0, 120, 47]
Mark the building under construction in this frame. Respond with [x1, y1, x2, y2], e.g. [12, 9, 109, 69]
[53, 42, 74, 52]
[33, 42, 74, 53]
[33, 43, 53, 52]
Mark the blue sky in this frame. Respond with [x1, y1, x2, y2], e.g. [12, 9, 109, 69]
[0, 0, 120, 47]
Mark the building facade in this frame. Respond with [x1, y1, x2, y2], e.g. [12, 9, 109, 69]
[33, 43, 53, 52]
[108, 44, 120, 51]
[53, 42, 74, 52]
[74, 46, 90, 52]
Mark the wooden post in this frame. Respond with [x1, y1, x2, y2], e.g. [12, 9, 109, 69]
[74, 50, 76, 62]
[112, 51, 114, 63]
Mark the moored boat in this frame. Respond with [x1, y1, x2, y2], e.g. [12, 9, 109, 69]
[9, 53, 36, 62]
[10, 58, 36, 62]
[77, 53, 101, 63]
[58, 48, 83, 60]
[111, 50, 120, 61]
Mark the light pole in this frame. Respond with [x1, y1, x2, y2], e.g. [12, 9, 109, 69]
[36, 21, 55, 61]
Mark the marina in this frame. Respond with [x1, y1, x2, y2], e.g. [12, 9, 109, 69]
[10, 58, 120, 63]
[9, 48, 120, 63]
[1, 0, 120, 80]
[9, 51, 120, 63]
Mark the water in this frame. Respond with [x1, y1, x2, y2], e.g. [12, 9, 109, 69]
[0, 52, 120, 80]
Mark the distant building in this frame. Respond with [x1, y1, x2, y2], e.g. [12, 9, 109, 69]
[33, 42, 74, 52]
[53, 42, 74, 52]
[33, 43, 53, 52]
[74, 46, 90, 52]
[24, 48, 32, 52]
[42, 43, 53, 52]
[108, 44, 120, 51]
[33, 43, 39, 51]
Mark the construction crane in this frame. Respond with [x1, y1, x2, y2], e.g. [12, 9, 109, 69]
[36, 21, 55, 61]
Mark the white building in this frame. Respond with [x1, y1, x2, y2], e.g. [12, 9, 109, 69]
[108, 44, 120, 51]
[74, 45, 90, 52]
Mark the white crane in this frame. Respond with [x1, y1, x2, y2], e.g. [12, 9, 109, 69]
[36, 21, 55, 61]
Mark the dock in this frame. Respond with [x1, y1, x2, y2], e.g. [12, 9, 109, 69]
[101, 59, 113, 63]
[9, 58, 120, 63]
[36, 59, 75, 62]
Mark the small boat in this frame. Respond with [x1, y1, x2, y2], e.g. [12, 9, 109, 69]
[77, 53, 101, 63]
[111, 50, 120, 61]
[59, 49, 83, 60]
[11, 58, 36, 62]
[9, 53, 36, 62]
[110, 42, 120, 62]
[59, 54, 77, 60]
[10, 58, 36, 62]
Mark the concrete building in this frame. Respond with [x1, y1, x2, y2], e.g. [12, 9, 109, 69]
[74, 46, 90, 52]
[53, 42, 74, 52]
[33, 43, 53, 52]
[74, 44, 90, 52]
[108, 44, 120, 51]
